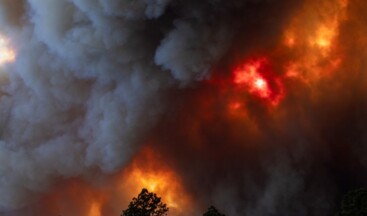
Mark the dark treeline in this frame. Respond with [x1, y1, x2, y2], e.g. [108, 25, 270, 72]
[119, 188, 367, 216]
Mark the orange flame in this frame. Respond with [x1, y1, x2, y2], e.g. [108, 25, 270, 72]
[313, 25, 335, 49]
[36, 147, 192, 216]
[282, 0, 348, 81]
[120, 147, 192, 215]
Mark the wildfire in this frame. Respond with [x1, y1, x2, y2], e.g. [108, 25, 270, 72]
[313, 25, 334, 49]
[120, 147, 191, 215]
[233, 58, 284, 106]
[1, 0, 360, 215]
[282, 0, 348, 81]
[0, 34, 15, 65]
[254, 78, 267, 92]
[126, 168, 181, 208]
[234, 60, 271, 98]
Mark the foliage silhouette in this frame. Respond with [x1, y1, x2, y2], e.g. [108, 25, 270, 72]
[203, 205, 226, 216]
[121, 188, 168, 216]
[336, 188, 367, 216]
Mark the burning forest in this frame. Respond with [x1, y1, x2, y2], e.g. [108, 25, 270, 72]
[0, 0, 367, 215]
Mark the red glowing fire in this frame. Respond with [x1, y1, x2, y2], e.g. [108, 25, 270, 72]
[234, 60, 271, 98]
[233, 58, 284, 106]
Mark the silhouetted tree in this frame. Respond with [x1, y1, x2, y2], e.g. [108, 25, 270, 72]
[336, 188, 367, 216]
[203, 205, 226, 216]
[121, 188, 169, 216]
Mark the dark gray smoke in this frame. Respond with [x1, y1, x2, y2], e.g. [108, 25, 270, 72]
[0, 0, 241, 212]
[1, 0, 366, 215]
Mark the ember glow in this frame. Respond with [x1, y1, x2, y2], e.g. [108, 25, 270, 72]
[1, 0, 367, 216]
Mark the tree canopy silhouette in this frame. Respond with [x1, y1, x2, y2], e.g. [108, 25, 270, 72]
[121, 188, 169, 216]
[203, 205, 226, 216]
[336, 188, 367, 216]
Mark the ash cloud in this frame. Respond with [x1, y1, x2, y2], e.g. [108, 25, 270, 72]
[1, 0, 366, 216]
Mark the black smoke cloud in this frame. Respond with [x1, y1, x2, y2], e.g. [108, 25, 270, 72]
[1, 0, 366, 215]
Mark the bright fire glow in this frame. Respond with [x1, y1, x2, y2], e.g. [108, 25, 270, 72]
[120, 148, 191, 215]
[127, 168, 181, 208]
[254, 78, 267, 91]
[234, 60, 271, 98]
[313, 25, 334, 49]
[282, 0, 348, 81]
[0, 34, 15, 65]
[233, 59, 284, 106]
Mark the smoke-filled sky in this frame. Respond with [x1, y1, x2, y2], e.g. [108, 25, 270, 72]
[0, 0, 367, 215]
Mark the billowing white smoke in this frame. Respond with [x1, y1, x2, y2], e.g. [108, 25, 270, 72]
[0, 0, 230, 210]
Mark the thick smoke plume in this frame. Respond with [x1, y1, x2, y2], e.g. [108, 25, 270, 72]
[0, 0, 366, 215]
